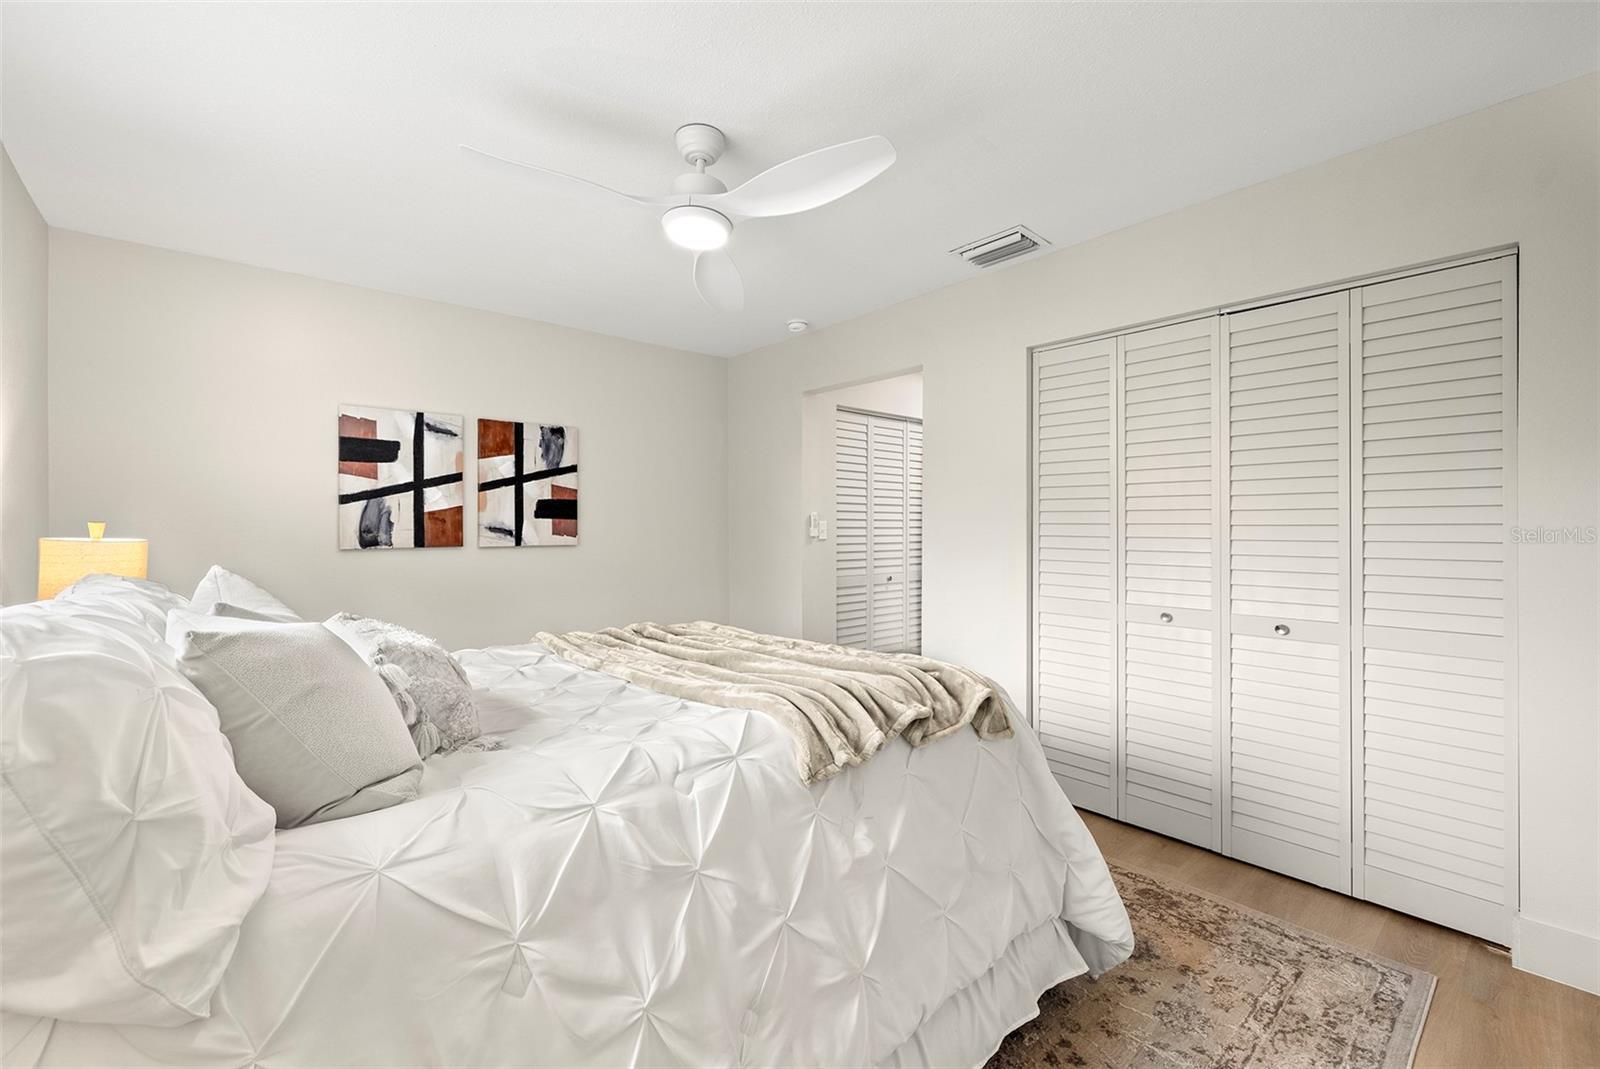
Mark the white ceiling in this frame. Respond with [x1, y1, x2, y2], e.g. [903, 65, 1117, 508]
[3, 3, 1596, 357]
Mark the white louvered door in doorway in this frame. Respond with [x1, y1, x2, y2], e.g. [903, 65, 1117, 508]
[1221, 292, 1352, 892]
[835, 411, 871, 647]
[869, 416, 912, 653]
[835, 408, 922, 655]
[1353, 258, 1516, 943]
[908, 422, 924, 647]
[1118, 319, 1220, 850]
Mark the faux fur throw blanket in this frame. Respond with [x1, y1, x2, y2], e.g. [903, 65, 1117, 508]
[534, 621, 1013, 784]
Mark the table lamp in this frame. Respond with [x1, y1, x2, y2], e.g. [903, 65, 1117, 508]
[37, 522, 149, 599]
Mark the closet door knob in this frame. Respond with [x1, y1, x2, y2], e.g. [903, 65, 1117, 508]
[1273, 623, 1291, 636]
[1159, 612, 1174, 624]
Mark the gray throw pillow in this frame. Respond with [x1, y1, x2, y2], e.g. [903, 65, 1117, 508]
[171, 619, 423, 828]
[324, 613, 487, 757]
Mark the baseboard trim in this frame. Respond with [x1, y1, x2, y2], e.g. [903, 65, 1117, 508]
[1514, 914, 1600, 995]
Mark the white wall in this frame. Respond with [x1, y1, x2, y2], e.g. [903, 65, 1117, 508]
[0, 145, 49, 605]
[47, 230, 728, 648]
[728, 74, 1600, 989]
[799, 371, 922, 642]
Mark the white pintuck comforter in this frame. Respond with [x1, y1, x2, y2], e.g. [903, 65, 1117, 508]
[13, 642, 1133, 1068]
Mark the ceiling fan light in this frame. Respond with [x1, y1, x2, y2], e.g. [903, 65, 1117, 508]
[661, 205, 731, 251]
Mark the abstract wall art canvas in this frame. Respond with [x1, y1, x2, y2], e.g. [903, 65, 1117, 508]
[477, 419, 578, 546]
[337, 406, 464, 549]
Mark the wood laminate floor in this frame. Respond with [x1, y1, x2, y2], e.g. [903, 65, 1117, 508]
[1080, 811, 1600, 1069]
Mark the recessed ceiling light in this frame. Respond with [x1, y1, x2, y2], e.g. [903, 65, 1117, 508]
[787, 319, 809, 333]
[661, 205, 732, 251]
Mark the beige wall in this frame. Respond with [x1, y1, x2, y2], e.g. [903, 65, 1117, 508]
[799, 371, 922, 642]
[47, 231, 728, 648]
[0, 145, 48, 605]
[728, 74, 1600, 987]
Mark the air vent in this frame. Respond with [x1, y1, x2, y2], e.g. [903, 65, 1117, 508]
[953, 225, 1050, 269]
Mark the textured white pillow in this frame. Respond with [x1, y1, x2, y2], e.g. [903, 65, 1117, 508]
[0, 599, 276, 1026]
[324, 612, 486, 757]
[190, 565, 300, 622]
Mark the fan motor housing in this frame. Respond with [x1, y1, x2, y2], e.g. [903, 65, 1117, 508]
[675, 123, 727, 167]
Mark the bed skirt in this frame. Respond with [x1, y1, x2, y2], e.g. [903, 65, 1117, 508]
[879, 916, 1089, 1069]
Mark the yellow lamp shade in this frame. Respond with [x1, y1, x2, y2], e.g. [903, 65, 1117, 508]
[38, 535, 148, 599]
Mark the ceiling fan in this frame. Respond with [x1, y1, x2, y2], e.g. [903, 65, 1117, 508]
[462, 124, 896, 313]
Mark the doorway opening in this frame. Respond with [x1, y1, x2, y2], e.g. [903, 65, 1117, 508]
[800, 370, 923, 653]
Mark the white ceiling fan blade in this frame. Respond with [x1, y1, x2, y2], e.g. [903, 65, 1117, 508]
[461, 144, 677, 207]
[706, 135, 895, 219]
[693, 250, 744, 312]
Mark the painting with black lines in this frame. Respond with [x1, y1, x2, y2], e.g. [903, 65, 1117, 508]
[337, 405, 464, 549]
[477, 419, 578, 546]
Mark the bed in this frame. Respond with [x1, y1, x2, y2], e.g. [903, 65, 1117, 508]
[3, 604, 1132, 1067]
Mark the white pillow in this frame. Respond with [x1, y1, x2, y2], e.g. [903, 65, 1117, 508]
[190, 564, 300, 622]
[164, 607, 287, 649]
[0, 601, 276, 1026]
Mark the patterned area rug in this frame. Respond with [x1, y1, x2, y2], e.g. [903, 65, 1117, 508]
[989, 865, 1435, 1069]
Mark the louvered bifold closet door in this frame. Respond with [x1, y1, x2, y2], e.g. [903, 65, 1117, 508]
[1120, 319, 1220, 848]
[1354, 256, 1516, 943]
[907, 421, 923, 653]
[869, 416, 912, 652]
[835, 412, 872, 647]
[1222, 293, 1352, 892]
[1033, 337, 1117, 815]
